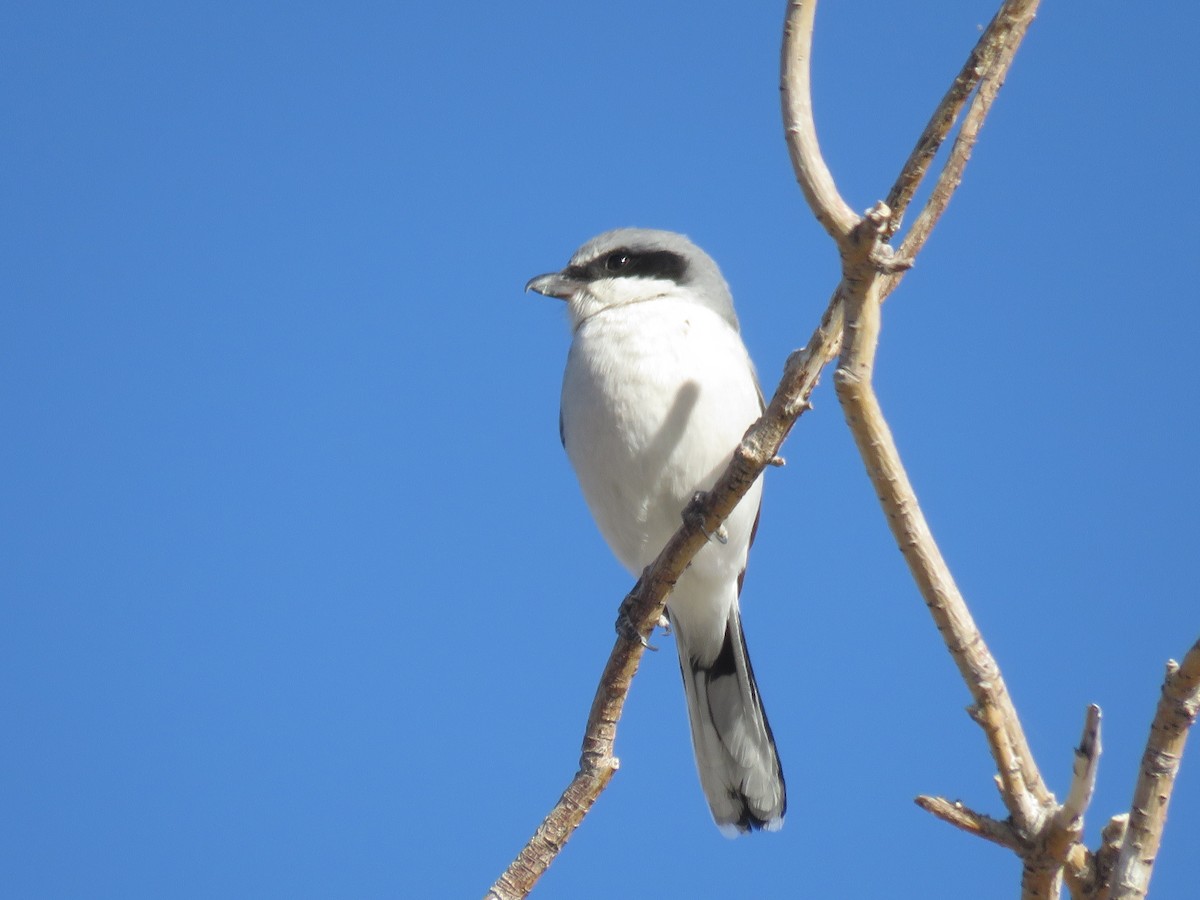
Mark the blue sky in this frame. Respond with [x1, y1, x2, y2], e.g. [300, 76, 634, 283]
[3, 2, 1197, 897]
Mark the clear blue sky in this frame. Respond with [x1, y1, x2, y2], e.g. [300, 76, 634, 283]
[3, 2, 1197, 897]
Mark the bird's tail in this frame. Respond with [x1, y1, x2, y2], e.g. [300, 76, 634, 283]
[674, 604, 786, 837]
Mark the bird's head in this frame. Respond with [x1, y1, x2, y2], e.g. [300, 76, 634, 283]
[526, 228, 738, 331]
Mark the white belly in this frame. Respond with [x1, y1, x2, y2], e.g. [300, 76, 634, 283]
[560, 298, 764, 583]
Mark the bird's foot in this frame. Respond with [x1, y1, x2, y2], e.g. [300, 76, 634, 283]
[615, 592, 659, 651]
[685, 491, 728, 544]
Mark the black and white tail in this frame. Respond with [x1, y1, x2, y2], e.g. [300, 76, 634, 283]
[674, 604, 786, 836]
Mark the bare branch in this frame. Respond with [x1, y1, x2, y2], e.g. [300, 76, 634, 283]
[1067, 839, 1102, 900]
[832, 225, 1102, 895]
[486, 765, 615, 900]
[1060, 706, 1103, 830]
[883, 0, 1041, 301]
[795, 8, 1069, 892]
[1089, 815, 1130, 898]
[1109, 638, 1200, 899]
[794, 0, 1044, 364]
[780, 0, 858, 241]
[1025, 706, 1103, 900]
[916, 795, 1024, 851]
[832, 232, 1051, 833]
[883, 1, 1040, 241]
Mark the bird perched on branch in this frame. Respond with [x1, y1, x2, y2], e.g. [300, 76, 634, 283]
[526, 228, 785, 836]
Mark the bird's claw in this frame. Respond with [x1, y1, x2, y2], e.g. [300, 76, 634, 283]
[685, 491, 728, 544]
[616, 593, 659, 651]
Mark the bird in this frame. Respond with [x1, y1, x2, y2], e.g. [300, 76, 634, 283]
[526, 227, 785, 837]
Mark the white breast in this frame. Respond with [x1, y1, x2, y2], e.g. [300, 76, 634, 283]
[560, 296, 764, 579]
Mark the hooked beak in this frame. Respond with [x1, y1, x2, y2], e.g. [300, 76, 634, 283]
[525, 270, 582, 300]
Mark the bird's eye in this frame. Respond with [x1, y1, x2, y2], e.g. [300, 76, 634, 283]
[604, 251, 632, 272]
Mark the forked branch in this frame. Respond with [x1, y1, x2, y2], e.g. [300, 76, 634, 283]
[488, 2, 1194, 897]
[783, 0, 1051, 832]
[782, 1, 1196, 898]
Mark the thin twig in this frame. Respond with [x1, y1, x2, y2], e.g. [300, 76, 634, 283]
[1060, 706, 1103, 828]
[884, 1, 1040, 301]
[779, 0, 857, 241]
[916, 795, 1024, 851]
[803, 0, 1045, 374]
[1026, 706, 1103, 899]
[884, 0, 1039, 300]
[884, 2, 1037, 240]
[1108, 637, 1200, 900]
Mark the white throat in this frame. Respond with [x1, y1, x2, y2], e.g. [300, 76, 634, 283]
[566, 276, 681, 331]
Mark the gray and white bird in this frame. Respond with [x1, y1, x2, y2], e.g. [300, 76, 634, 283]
[526, 228, 785, 836]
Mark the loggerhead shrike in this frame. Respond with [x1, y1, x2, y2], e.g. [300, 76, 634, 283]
[526, 228, 785, 837]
